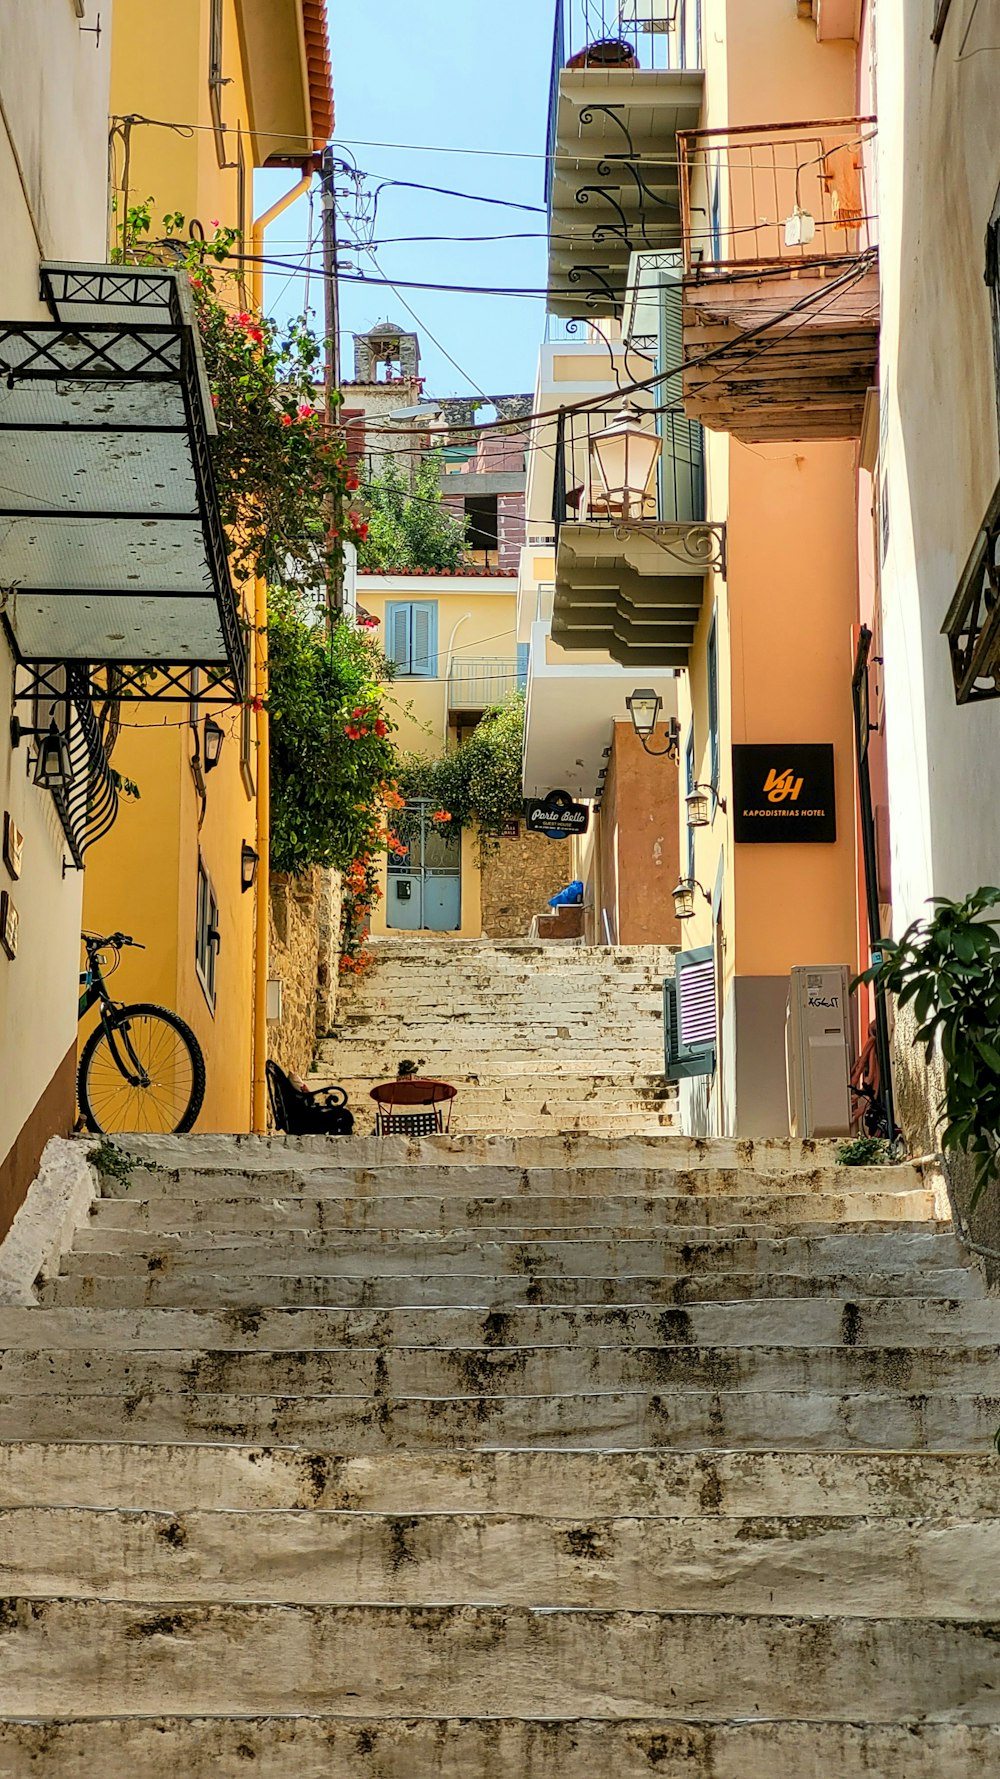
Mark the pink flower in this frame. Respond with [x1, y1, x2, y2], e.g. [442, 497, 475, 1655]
[281, 414, 293, 427]
[298, 403, 316, 420]
[210, 218, 220, 229]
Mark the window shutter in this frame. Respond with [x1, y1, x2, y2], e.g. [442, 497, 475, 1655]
[516, 641, 529, 690]
[707, 617, 719, 793]
[386, 603, 411, 672]
[664, 946, 716, 1081]
[410, 602, 437, 679]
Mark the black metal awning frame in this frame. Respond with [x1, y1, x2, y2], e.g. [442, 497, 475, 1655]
[0, 277, 247, 705]
[943, 479, 1000, 704]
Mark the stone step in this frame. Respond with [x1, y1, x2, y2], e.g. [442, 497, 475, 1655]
[54, 1226, 963, 1278]
[0, 1341, 991, 1404]
[106, 1132, 856, 1170]
[102, 1161, 925, 1201]
[1, 1295, 993, 1353]
[0, 1714, 994, 1779]
[0, 1505, 995, 1616]
[0, 1444, 993, 1518]
[43, 1265, 981, 1310]
[0, 1382, 994, 1449]
[0, 1598, 996, 1720]
[84, 1188, 939, 1233]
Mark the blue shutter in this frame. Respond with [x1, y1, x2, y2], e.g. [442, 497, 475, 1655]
[707, 614, 719, 794]
[386, 602, 411, 672]
[409, 602, 438, 679]
[516, 641, 529, 691]
[664, 946, 716, 1081]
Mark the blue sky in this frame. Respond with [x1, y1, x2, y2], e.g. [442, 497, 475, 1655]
[255, 0, 556, 400]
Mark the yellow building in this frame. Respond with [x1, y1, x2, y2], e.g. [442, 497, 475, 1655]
[357, 570, 523, 938]
[82, 0, 333, 1132]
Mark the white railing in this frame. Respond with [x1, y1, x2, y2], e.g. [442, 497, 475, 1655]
[448, 656, 522, 710]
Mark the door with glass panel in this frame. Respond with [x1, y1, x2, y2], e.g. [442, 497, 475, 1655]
[387, 799, 461, 931]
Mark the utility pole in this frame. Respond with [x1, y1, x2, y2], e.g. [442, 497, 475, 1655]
[320, 145, 343, 618]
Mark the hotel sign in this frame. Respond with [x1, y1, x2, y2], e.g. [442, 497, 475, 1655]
[525, 790, 590, 840]
[732, 744, 836, 843]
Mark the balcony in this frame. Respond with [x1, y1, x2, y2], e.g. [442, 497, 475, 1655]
[523, 621, 678, 799]
[677, 118, 879, 440]
[546, 0, 704, 318]
[448, 655, 524, 718]
[550, 404, 723, 667]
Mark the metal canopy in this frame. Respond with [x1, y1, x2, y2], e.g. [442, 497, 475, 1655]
[0, 263, 245, 701]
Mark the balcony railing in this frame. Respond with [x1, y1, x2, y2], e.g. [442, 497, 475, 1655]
[546, 0, 703, 206]
[448, 657, 524, 712]
[552, 406, 705, 539]
[678, 117, 878, 276]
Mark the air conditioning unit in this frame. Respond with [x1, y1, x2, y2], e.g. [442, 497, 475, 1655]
[785, 965, 853, 1138]
[619, 0, 679, 31]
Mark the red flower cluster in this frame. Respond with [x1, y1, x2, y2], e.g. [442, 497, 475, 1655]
[386, 834, 408, 857]
[430, 809, 453, 824]
[233, 310, 265, 346]
[356, 614, 381, 629]
[343, 706, 388, 741]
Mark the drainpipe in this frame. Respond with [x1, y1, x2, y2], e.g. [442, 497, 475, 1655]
[249, 173, 313, 1131]
[443, 612, 473, 742]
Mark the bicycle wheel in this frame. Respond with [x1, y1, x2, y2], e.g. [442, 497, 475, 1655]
[78, 1003, 206, 1135]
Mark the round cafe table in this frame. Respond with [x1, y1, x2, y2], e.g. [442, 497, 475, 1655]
[369, 1077, 457, 1136]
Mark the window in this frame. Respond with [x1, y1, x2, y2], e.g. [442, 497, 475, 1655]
[707, 612, 720, 794]
[663, 945, 717, 1081]
[209, 0, 227, 166]
[516, 642, 529, 691]
[195, 857, 220, 1010]
[685, 724, 696, 881]
[465, 494, 499, 560]
[385, 601, 438, 678]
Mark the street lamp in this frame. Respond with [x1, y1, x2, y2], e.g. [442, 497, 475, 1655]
[672, 877, 712, 921]
[32, 721, 73, 793]
[589, 397, 661, 521]
[203, 717, 225, 772]
[241, 841, 260, 893]
[626, 689, 681, 761]
[685, 783, 727, 827]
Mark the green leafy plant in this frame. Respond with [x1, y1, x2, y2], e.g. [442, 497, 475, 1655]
[268, 593, 398, 877]
[395, 695, 525, 864]
[836, 1136, 895, 1168]
[87, 1140, 157, 1188]
[357, 452, 469, 572]
[857, 886, 1000, 1204]
[114, 201, 366, 587]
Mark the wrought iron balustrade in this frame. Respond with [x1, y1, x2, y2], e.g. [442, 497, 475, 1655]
[552, 404, 705, 540]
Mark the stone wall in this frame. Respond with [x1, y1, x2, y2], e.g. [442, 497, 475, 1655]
[267, 868, 342, 1078]
[480, 828, 573, 939]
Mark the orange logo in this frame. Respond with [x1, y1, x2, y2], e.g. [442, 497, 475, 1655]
[763, 767, 804, 804]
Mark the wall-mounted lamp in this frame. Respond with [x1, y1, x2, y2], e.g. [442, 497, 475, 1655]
[626, 690, 681, 762]
[672, 877, 712, 921]
[589, 397, 662, 521]
[203, 717, 225, 772]
[10, 715, 74, 794]
[685, 783, 727, 827]
[241, 841, 260, 893]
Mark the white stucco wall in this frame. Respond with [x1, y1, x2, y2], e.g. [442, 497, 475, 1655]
[876, 0, 1000, 931]
[0, 3, 112, 1186]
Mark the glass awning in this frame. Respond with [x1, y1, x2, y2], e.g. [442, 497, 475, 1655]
[0, 263, 245, 701]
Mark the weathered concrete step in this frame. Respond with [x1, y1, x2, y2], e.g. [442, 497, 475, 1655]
[56, 1228, 962, 1279]
[6, 1295, 992, 1352]
[1, 1506, 995, 1616]
[1, 1342, 993, 1402]
[1, 1444, 994, 1518]
[1, 1599, 997, 1719]
[102, 1162, 924, 1200]
[108, 1132, 856, 1171]
[1, 1715, 994, 1779]
[85, 1190, 939, 1234]
[43, 1265, 981, 1310]
[0, 1383, 994, 1448]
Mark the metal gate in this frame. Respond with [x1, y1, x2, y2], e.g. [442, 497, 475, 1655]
[386, 799, 462, 932]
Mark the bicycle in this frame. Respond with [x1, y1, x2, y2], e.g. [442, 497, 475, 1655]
[77, 931, 206, 1135]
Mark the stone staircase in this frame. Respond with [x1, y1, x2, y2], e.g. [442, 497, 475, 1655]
[314, 937, 678, 1135]
[0, 1115, 997, 1771]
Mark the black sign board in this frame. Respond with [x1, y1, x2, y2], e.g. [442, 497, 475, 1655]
[525, 790, 590, 840]
[732, 744, 836, 844]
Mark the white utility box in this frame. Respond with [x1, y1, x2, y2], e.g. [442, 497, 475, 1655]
[785, 964, 853, 1138]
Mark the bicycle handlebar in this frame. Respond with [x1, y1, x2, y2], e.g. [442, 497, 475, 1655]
[83, 931, 145, 951]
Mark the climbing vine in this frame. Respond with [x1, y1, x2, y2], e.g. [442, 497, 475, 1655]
[395, 695, 525, 863]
